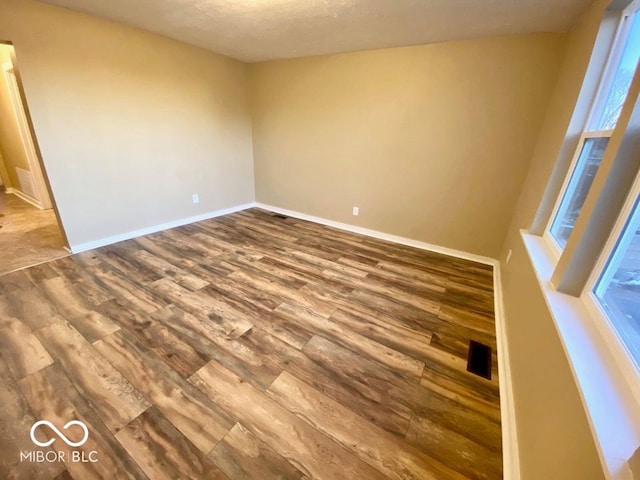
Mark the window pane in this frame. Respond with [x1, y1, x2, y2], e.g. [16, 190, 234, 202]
[594, 196, 640, 366]
[593, 12, 640, 130]
[550, 136, 610, 248]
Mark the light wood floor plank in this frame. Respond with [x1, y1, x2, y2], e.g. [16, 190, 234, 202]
[18, 364, 149, 480]
[267, 371, 468, 480]
[35, 321, 150, 433]
[208, 423, 306, 480]
[0, 357, 65, 480]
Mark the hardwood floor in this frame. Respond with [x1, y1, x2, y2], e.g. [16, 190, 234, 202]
[0, 208, 502, 480]
[0, 190, 69, 275]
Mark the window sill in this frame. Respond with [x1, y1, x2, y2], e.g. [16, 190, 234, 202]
[521, 230, 640, 480]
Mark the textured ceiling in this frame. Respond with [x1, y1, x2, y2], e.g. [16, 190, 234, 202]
[38, 0, 592, 63]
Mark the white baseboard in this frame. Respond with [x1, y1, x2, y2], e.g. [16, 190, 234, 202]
[68, 199, 520, 478]
[493, 264, 521, 480]
[6, 187, 44, 209]
[255, 202, 497, 266]
[69, 202, 255, 254]
[256, 201, 519, 478]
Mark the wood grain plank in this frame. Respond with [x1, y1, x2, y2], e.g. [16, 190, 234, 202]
[0, 270, 35, 293]
[94, 330, 234, 453]
[0, 316, 54, 379]
[35, 321, 150, 432]
[268, 371, 468, 480]
[91, 262, 168, 313]
[18, 364, 149, 480]
[275, 302, 425, 377]
[190, 359, 389, 480]
[237, 327, 413, 437]
[149, 305, 281, 390]
[0, 356, 65, 480]
[150, 278, 253, 337]
[406, 414, 502, 480]
[0, 287, 60, 330]
[115, 407, 227, 480]
[208, 423, 306, 480]
[0, 207, 501, 479]
[329, 308, 432, 363]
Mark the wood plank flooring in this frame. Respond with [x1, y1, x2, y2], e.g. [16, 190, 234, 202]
[0, 208, 502, 479]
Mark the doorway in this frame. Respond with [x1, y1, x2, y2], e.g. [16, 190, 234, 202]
[0, 42, 69, 276]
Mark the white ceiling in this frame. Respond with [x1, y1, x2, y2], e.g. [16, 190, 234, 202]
[39, 0, 593, 63]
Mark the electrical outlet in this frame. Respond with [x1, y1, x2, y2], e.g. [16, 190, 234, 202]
[506, 249, 513, 264]
[353, 206, 359, 216]
[192, 194, 200, 204]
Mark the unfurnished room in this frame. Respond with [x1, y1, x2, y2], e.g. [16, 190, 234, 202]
[0, 0, 639, 479]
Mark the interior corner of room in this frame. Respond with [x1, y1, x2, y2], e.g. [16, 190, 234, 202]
[0, 0, 639, 479]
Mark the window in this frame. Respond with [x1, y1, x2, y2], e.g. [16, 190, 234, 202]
[550, 135, 610, 247]
[547, 9, 640, 251]
[590, 183, 640, 367]
[521, 3, 640, 475]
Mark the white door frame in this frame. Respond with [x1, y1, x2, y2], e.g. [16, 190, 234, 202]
[2, 60, 52, 209]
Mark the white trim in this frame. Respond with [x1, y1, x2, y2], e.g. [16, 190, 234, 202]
[522, 231, 640, 480]
[255, 203, 523, 477]
[254, 202, 497, 266]
[5, 186, 43, 209]
[493, 263, 521, 480]
[545, 132, 589, 247]
[2, 61, 52, 209]
[69, 202, 255, 253]
[587, 11, 630, 132]
[581, 167, 640, 407]
[543, 4, 638, 250]
[545, 132, 612, 250]
[68, 200, 520, 476]
[584, 129, 616, 138]
[589, 167, 640, 298]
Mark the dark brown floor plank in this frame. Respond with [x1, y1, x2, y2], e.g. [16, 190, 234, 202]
[115, 407, 228, 480]
[93, 330, 235, 454]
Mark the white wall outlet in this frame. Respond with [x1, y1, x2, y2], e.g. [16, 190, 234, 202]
[506, 249, 513, 264]
[352, 206, 359, 216]
[192, 193, 200, 204]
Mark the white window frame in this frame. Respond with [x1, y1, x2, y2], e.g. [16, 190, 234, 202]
[582, 168, 640, 403]
[545, 130, 614, 254]
[544, 3, 640, 256]
[521, 3, 640, 476]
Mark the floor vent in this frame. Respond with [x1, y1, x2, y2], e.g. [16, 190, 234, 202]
[467, 340, 492, 380]
[272, 214, 288, 219]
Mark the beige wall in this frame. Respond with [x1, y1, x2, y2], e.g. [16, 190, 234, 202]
[0, 44, 30, 190]
[0, 0, 255, 248]
[499, 0, 610, 478]
[249, 34, 567, 258]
